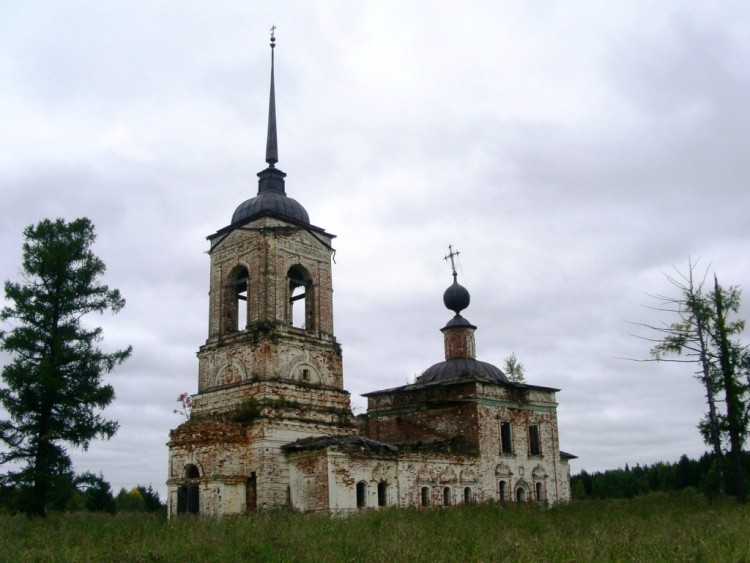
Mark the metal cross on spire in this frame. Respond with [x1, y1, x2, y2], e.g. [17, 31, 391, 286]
[444, 245, 460, 279]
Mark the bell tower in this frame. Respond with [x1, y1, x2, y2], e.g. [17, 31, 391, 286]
[198, 28, 344, 399]
[167, 30, 353, 517]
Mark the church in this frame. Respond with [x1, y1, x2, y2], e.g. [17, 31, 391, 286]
[166, 34, 575, 516]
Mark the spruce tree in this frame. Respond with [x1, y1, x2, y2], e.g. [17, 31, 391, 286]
[0, 218, 131, 516]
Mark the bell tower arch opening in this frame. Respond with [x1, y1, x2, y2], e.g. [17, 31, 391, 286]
[224, 266, 250, 333]
[288, 265, 314, 331]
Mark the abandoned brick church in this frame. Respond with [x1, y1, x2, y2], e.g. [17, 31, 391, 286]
[166, 34, 575, 516]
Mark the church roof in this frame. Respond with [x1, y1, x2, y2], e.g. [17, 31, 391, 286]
[417, 357, 508, 384]
[281, 434, 474, 455]
[362, 373, 560, 397]
[231, 188, 310, 226]
[281, 435, 398, 454]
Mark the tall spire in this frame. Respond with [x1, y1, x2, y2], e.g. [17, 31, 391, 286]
[255, 25, 287, 196]
[229, 28, 309, 226]
[265, 26, 278, 167]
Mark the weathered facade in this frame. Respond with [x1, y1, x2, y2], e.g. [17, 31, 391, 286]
[166, 35, 574, 517]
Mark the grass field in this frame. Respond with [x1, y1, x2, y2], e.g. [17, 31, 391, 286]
[2, 493, 749, 562]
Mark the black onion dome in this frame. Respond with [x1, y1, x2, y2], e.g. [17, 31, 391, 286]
[417, 358, 508, 384]
[443, 278, 470, 315]
[231, 192, 310, 225]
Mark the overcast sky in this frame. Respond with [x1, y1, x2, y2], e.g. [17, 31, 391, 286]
[2, 1, 750, 499]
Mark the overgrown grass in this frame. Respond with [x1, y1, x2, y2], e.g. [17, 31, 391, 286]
[2, 493, 749, 561]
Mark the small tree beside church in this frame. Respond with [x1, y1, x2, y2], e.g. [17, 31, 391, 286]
[0, 218, 132, 516]
[503, 352, 526, 383]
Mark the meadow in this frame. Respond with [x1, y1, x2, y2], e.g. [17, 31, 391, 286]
[2, 493, 749, 562]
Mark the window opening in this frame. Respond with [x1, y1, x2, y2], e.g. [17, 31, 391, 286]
[464, 487, 472, 503]
[516, 488, 526, 502]
[177, 485, 198, 514]
[501, 422, 512, 454]
[302, 369, 310, 382]
[377, 482, 387, 507]
[288, 266, 313, 330]
[291, 285, 306, 328]
[536, 482, 543, 501]
[498, 480, 506, 502]
[179, 464, 200, 515]
[246, 472, 257, 512]
[356, 482, 367, 508]
[443, 487, 451, 506]
[421, 487, 430, 507]
[225, 267, 249, 332]
[177, 486, 186, 513]
[529, 425, 541, 456]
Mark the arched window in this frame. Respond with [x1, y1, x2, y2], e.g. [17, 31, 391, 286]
[535, 482, 543, 502]
[464, 487, 473, 503]
[287, 265, 314, 330]
[421, 486, 430, 507]
[356, 482, 367, 508]
[498, 480, 507, 502]
[224, 266, 249, 333]
[443, 487, 452, 506]
[185, 464, 200, 479]
[516, 488, 526, 502]
[377, 482, 388, 507]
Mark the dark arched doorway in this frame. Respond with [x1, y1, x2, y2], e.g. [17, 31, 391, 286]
[177, 464, 200, 515]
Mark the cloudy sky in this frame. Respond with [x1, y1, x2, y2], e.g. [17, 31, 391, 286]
[2, 1, 750, 498]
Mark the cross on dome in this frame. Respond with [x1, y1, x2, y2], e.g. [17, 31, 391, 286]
[444, 245, 460, 279]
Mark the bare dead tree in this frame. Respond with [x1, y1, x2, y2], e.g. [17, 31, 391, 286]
[631, 261, 725, 496]
[631, 261, 750, 502]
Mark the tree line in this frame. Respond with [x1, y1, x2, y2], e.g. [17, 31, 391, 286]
[0, 473, 164, 514]
[572, 452, 750, 500]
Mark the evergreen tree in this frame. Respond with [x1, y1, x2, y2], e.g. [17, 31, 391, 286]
[82, 473, 116, 514]
[116, 487, 145, 512]
[710, 276, 748, 503]
[571, 479, 587, 500]
[136, 484, 164, 512]
[0, 218, 131, 516]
